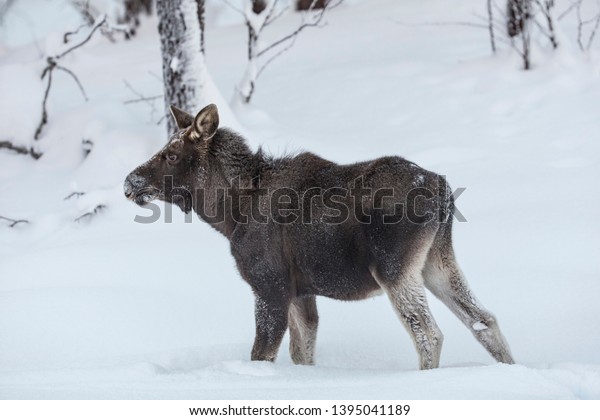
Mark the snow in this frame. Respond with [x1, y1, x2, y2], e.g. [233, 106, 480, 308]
[169, 56, 181, 73]
[1, 0, 600, 399]
[244, 0, 276, 35]
[472, 322, 488, 332]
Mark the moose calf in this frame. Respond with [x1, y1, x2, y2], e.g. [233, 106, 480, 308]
[124, 104, 514, 369]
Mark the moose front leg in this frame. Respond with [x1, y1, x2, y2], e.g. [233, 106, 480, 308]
[251, 295, 290, 362]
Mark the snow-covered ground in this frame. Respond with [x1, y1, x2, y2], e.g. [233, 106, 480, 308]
[1, 0, 599, 399]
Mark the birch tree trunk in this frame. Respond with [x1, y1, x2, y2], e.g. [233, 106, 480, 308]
[197, 0, 206, 55]
[157, 0, 206, 133]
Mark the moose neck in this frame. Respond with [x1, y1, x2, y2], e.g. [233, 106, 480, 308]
[192, 128, 262, 238]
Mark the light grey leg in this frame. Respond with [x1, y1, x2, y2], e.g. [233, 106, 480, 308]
[423, 249, 514, 364]
[288, 296, 319, 365]
[372, 266, 444, 370]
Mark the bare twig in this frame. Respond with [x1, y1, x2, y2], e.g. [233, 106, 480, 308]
[257, 31, 298, 78]
[123, 79, 164, 123]
[63, 22, 89, 44]
[222, 0, 244, 15]
[82, 138, 93, 157]
[558, 0, 580, 21]
[56, 65, 89, 100]
[147, 70, 162, 82]
[265, 3, 289, 27]
[0, 140, 42, 159]
[534, 0, 558, 48]
[64, 191, 86, 200]
[34, 68, 52, 140]
[57, 15, 107, 60]
[0, 215, 29, 228]
[586, 8, 600, 50]
[259, 0, 281, 34]
[124, 95, 163, 104]
[393, 20, 488, 29]
[257, 1, 341, 57]
[74, 204, 106, 223]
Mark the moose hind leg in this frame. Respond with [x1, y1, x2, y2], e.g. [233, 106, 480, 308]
[423, 247, 514, 364]
[372, 266, 443, 370]
[251, 295, 289, 362]
[288, 296, 319, 365]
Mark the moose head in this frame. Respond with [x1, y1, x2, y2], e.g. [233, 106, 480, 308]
[123, 104, 220, 213]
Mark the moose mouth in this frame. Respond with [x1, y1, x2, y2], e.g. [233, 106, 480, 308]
[128, 188, 159, 206]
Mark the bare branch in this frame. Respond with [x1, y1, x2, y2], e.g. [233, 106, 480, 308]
[573, 0, 598, 51]
[222, 0, 244, 15]
[392, 20, 488, 29]
[64, 23, 89, 44]
[587, 10, 600, 50]
[64, 191, 86, 200]
[56, 65, 89, 101]
[57, 15, 107, 60]
[147, 70, 162, 82]
[259, 0, 280, 33]
[123, 80, 162, 107]
[257, 3, 334, 58]
[257, 31, 298, 79]
[534, 0, 558, 48]
[35, 17, 107, 140]
[123, 95, 163, 104]
[34, 68, 52, 140]
[156, 114, 167, 126]
[0, 215, 29, 228]
[74, 204, 106, 223]
[265, 2, 289, 27]
[0, 140, 42, 159]
[122, 79, 164, 123]
[558, 0, 580, 21]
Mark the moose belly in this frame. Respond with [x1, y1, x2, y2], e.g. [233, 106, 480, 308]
[288, 223, 383, 301]
[296, 257, 382, 301]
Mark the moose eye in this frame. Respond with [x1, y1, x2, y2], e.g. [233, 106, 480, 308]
[166, 153, 178, 163]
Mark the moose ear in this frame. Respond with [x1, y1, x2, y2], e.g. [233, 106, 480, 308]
[188, 104, 219, 141]
[169, 105, 194, 130]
